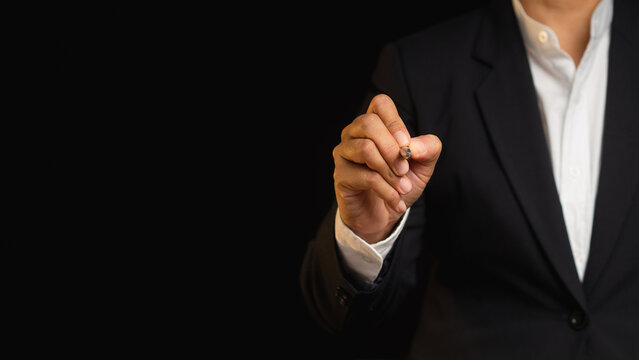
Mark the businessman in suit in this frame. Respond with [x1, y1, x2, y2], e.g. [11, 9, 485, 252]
[300, 0, 639, 358]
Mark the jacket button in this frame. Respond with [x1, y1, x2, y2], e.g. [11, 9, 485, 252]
[569, 310, 588, 330]
[335, 286, 351, 307]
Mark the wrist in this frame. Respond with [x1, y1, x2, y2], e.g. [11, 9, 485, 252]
[337, 210, 408, 245]
[355, 224, 397, 244]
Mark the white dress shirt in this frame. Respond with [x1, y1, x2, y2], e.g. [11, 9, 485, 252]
[336, 0, 612, 284]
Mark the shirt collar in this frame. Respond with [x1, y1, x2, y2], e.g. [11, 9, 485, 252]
[511, 0, 613, 53]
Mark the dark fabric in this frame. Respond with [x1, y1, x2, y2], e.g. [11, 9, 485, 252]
[300, 0, 639, 358]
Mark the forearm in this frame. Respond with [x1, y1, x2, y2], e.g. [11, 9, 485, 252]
[300, 200, 426, 336]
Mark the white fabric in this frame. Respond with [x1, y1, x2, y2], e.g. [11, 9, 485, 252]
[335, 208, 410, 284]
[512, 0, 611, 280]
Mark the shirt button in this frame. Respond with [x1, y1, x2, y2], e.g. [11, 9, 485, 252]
[569, 310, 589, 330]
[538, 30, 549, 43]
[335, 286, 351, 307]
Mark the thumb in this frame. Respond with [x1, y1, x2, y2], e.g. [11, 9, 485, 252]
[407, 134, 442, 183]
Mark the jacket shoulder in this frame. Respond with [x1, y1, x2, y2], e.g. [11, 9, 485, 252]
[394, 7, 486, 65]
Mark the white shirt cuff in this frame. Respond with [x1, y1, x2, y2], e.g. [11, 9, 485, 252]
[334, 208, 411, 284]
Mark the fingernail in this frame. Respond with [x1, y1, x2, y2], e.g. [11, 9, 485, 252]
[410, 140, 426, 159]
[394, 131, 409, 146]
[399, 177, 412, 194]
[396, 200, 407, 213]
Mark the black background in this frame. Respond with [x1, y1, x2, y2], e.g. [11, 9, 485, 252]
[15, 2, 487, 357]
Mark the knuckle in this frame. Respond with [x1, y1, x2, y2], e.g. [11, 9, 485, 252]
[381, 141, 398, 156]
[385, 166, 398, 181]
[387, 120, 400, 129]
[340, 124, 350, 141]
[388, 189, 400, 203]
[332, 143, 341, 160]
[364, 171, 382, 186]
[371, 93, 393, 109]
[355, 114, 378, 133]
[359, 139, 376, 158]
[385, 119, 404, 133]
[358, 116, 374, 133]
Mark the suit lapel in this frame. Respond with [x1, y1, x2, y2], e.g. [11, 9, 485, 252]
[473, 0, 587, 309]
[583, 0, 639, 295]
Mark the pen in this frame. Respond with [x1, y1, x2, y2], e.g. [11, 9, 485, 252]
[400, 146, 411, 160]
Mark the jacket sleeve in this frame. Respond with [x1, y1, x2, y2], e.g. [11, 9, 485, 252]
[299, 42, 429, 354]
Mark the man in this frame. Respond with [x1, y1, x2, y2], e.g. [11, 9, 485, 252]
[300, 0, 639, 358]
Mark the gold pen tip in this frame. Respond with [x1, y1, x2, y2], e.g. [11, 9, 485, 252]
[400, 146, 411, 160]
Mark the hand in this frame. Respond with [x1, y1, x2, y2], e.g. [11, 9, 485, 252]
[332, 94, 442, 243]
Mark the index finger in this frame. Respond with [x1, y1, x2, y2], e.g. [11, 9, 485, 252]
[366, 94, 410, 147]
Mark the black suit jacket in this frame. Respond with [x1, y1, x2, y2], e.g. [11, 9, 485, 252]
[300, 0, 639, 358]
